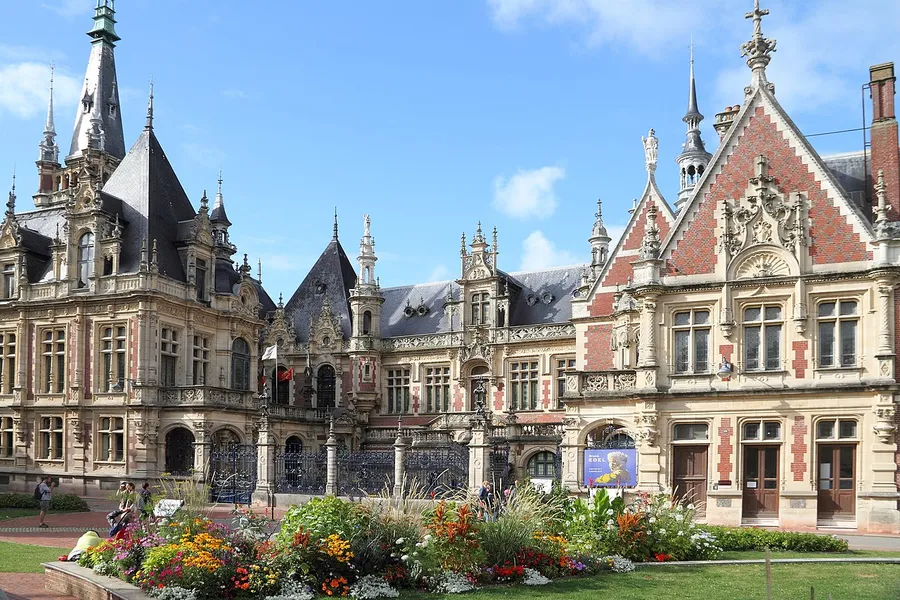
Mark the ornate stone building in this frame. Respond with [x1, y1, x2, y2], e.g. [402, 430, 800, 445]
[1, 2, 898, 533]
[0, 1, 273, 495]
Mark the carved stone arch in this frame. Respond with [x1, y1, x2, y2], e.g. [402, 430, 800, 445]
[729, 245, 798, 281]
[211, 426, 244, 449]
[578, 418, 638, 447]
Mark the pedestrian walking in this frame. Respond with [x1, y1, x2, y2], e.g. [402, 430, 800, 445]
[37, 476, 54, 528]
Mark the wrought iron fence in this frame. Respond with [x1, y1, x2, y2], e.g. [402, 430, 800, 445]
[336, 449, 395, 496]
[209, 442, 258, 504]
[489, 442, 511, 490]
[275, 448, 327, 494]
[405, 442, 469, 497]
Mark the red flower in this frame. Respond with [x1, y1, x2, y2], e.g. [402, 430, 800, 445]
[654, 553, 672, 562]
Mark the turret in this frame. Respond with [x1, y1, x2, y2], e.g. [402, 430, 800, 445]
[588, 198, 610, 279]
[210, 170, 236, 259]
[34, 66, 60, 206]
[674, 43, 712, 212]
[349, 214, 384, 341]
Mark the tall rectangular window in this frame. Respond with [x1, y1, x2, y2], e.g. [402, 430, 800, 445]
[555, 357, 575, 407]
[386, 368, 410, 414]
[0, 416, 13, 457]
[672, 310, 710, 374]
[41, 329, 66, 394]
[510, 361, 539, 410]
[193, 335, 210, 385]
[195, 258, 207, 301]
[2, 264, 15, 299]
[98, 417, 124, 462]
[160, 327, 179, 387]
[743, 305, 782, 371]
[817, 300, 858, 368]
[424, 366, 450, 412]
[471, 292, 490, 325]
[39, 416, 63, 460]
[101, 325, 127, 392]
[0, 332, 16, 394]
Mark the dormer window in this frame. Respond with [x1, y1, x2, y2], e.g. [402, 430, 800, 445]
[195, 258, 207, 301]
[471, 292, 489, 326]
[2, 264, 15, 299]
[77, 233, 95, 288]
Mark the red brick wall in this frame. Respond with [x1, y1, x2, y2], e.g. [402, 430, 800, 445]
[790, 415, 808, 482]
[589, 291, 614, 318]
[584, 324, 613, 370]
[452, 383, 463, 411]
[668, 105, 872, 274]
[492, 387, 503, 412]
[541, 379, 551, 409]
[717, 418, 733, 482]
[894, 292, 900, 379]
[412, 385, 420, 413]
[792, 340, 808, 379]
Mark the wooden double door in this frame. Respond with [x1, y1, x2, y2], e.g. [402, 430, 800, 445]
[743, 445, 779, 518]
[817, 445, 856, 518]
[672, 445, 708, 514]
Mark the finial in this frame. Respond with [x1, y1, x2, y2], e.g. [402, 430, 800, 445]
[638, 203, 661, 260]
[145, 79, 154, 130]
[140, 237, 148, 270]
[6, 169, 16, 219]
[740, 0, 777, 85]
[396, 414, 403, 436]
[642, 129, 658, 174]
[333, 207, 338, 240]
[199, 190, 208, 212]
[460, 232, 467, 257]
[46, 63, 56, 135]
[258, 258, 262, 284]
[492, 226, 498, 253]
[278, 292, 284, 308]
[150, 239, 159, 271]
[875, 169, 891, 226]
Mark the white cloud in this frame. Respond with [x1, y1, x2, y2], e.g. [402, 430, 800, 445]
[0, 62, 80, 119]
[427, 264, 451, 282]
[222, 88, 247, 99]
[493, 165, 564, 219]
[41, 0, 91, 18]
[487, 0, 722, 56]
[519, 230, 579, 270]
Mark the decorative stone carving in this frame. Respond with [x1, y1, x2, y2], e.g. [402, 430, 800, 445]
[734, 252, 791, 279]
[310, 297, 341, 354]
[874, 405, 896, 443]
[613, 372, 637, 390]
[720, 156, 806, 258]
[583, 374, 608, 392]
[642, 129, 658, 173]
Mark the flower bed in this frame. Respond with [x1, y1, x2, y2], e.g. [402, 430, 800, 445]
[75, 488, 849, 598]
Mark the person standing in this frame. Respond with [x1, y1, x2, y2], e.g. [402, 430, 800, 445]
[478, 480, 495, 521]
[136, 482, 152, 521]
[38, 476, 54, 528]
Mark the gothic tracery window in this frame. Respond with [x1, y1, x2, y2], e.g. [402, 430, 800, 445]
[77, 232, 95, 288]
[231, 338, 251, 391]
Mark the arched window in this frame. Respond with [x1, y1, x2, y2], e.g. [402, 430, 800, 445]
[271, 366, 291, 405]
[586, 424, 636, 449]
[527, 451, 557, 478]
[164, 427, 195, 476]
[362, 311, 372, 335]
[285, 436, 303, 453]
[231, 338, 251, 391]
[317, 364, 336, 408]
[77, 233, 95, 288]
[469, 365, 489, 411]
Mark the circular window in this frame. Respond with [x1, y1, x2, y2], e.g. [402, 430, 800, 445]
[404, 306, 415, 318]
[322, 336, 330, 346]
[526, 294, 537, 306]
[541, 292, 554, 304]
[417, 304, 428, 316]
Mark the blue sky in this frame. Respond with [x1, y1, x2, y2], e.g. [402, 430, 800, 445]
[1, 0, 898, 301]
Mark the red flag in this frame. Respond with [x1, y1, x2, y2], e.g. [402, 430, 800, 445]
[278, 368, 294, 382]
[259, 375, 267, 387]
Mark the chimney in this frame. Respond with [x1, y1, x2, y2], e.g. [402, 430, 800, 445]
[714, 105, 741, 141]
[870, 62, 899, 219]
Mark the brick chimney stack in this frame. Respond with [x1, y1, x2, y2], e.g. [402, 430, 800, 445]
[714, 105, 741, 141]
[870, 62, 899, 219]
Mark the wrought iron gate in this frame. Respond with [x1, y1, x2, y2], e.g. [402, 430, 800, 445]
[405, 442, 469, 497]
[489, 442, 511, 490]
[336, 448, 395, 497]
[275, 447, 327, 494]
[209, 443, 257, 505]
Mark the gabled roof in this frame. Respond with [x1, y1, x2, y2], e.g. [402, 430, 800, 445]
[284, 238, 357, 343]
[661, 85, 874, 275]
[101, 128, 197, 280]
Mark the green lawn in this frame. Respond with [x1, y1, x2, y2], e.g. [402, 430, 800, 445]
[401, 563, 900, 599]
[0, 541, 70, 573]
[0, 508, 40, 520]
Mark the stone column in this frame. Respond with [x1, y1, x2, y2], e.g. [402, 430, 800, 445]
[325, 424, 338, 496]
[863, 394, 900, 533]
[875, 280, 895, 379]
[192, 420, 213, 482]
[634, 401, 661, 493]
[393, 430, 406, 497]
[253, 415, 277, 504]
[467, 419, 490, 493]
[558, 416, 582, 492]
[639, 297, 658, 368]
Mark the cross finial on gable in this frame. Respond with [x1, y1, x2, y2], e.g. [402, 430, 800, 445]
[740, 0, 776, 87]
[745, 0, 768, 38]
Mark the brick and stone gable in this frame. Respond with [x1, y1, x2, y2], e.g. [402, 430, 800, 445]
[665, 96, 873, 276]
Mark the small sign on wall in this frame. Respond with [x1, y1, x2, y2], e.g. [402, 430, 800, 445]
[584, 449, 637, 488]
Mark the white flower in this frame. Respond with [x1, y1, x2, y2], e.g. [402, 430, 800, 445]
[401, 554, 409, 561]
[649, 517, 656, 523]
[606, 509, 614, 515]
[396, 538, 405, 545]
[607, 519, 614, 526]
[660, 528, 667, 535]
[431, 572, 476, 594]
[674, 514, 684, 522]
[687, 504, 695, 510]
[523, 568, 551, 586]
[349, 575, 399, 599]
[424, 534, 433, 541]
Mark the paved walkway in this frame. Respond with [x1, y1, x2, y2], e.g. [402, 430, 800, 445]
[0, 573, 74, 600]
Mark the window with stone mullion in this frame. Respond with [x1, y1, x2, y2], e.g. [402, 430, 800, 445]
[743, 305, 782, 371]
[817, 300, 858, 368]
[160, 327, 179, 387]
[386, 368, 410, 414]
[101, 325, 127, 392]
[39, 416, 63, 460]
[41, 329, 66, 394]
[425, 366, 450, 413]
[0, 417, 13, 457]
[510, 361, 539, 411]
[192, 335, 210, 385]
[99, 416, 124, 462]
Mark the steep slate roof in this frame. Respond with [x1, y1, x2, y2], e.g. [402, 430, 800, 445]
[378, 265, 582, 338]
[822, 151, 871, 218]
[101, 128, 197, 280]
[284, 238, 357, 343]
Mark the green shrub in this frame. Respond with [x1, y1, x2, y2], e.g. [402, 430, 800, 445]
[0, 492, 89, 512]
[277, 496, 367, 545]
[702, 526, 849, 552]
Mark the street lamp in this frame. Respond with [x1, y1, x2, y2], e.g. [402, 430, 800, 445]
[716, 356, 734, 381]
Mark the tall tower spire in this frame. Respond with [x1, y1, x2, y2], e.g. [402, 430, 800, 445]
[69, 0, 125, 159]
[357, 214, 378, 287]
[333, 208, 339, 240]
[674, 41, 712, 212]
[588, 198, 611, 279]
[39, 64, 59, 164]
[144, 79, 154, 130]
[6, 171, 16, 220]
[210, 169, 234, 260]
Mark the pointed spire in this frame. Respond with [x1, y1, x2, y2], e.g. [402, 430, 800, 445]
[199, 189, 209, 213]
[258, 258, 263, 284]
[40, 64, 59, 163]
[675, 41, 712, 212]
[215, 168, 223, 207]
[740, 0, 777, 87]
[139, 237, 148, 272]
[685, 39, 702, 122]
[209, 168, 231, 226]
[150, 239, 159, 272]
[145, 79, 154, 131]
[278, 292, 284, 308]
[333, 208, 339, 240]
[460, 232, 467, 257]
